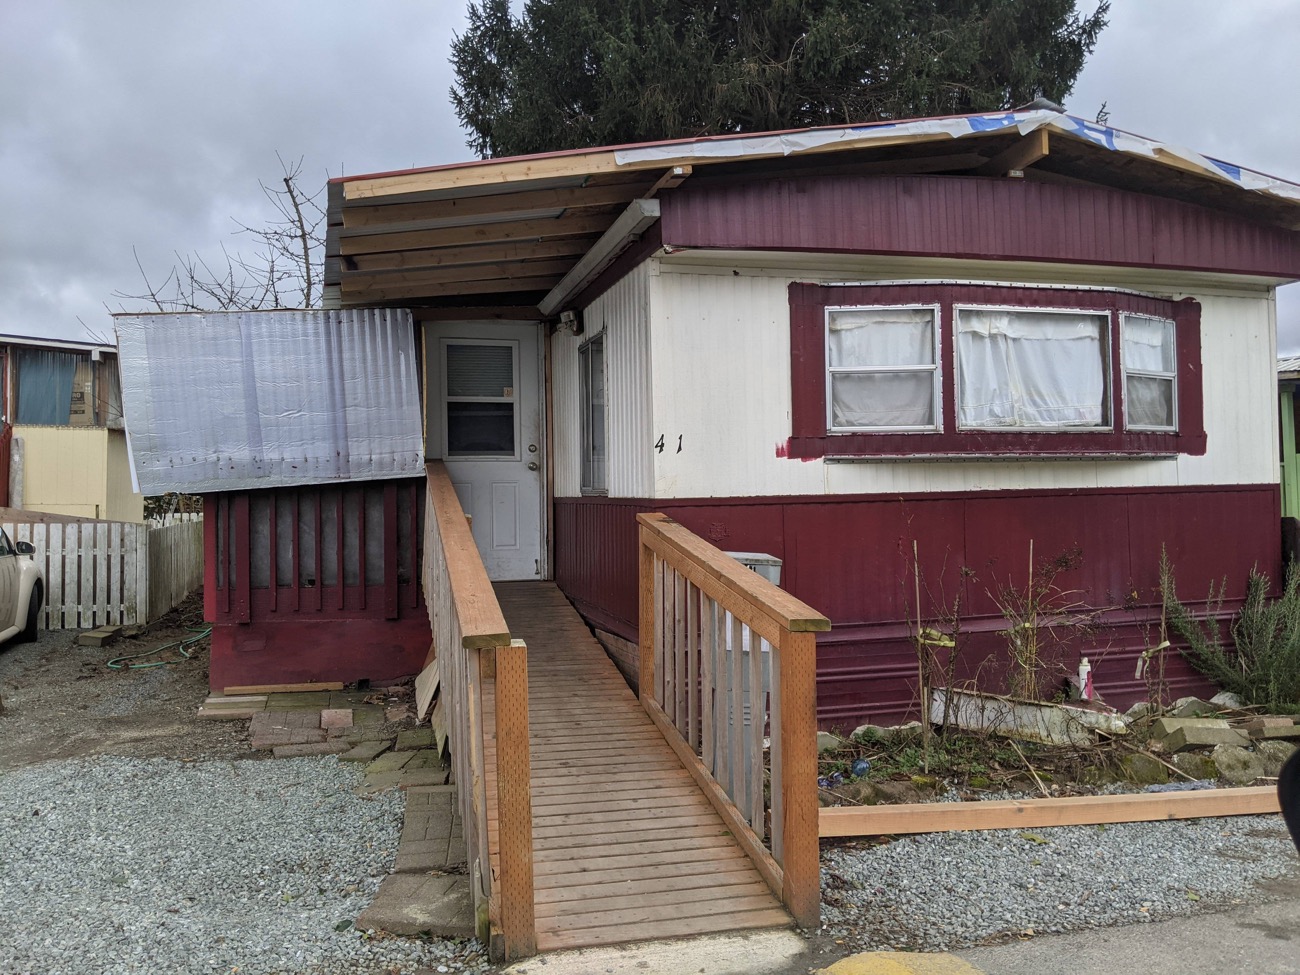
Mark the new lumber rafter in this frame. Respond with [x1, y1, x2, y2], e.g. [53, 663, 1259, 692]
[339, 212, 616, 257]
[345, 236, 600, 273]
[974, 128, 1050, 177]
[818, 786, 1280, 838]
[343, 182, 655, 229]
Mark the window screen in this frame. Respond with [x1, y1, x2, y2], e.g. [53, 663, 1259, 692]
[444, 341, 517, 458]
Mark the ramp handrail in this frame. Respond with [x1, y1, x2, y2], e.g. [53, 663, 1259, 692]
[424, 462, 534, 959]
[637, 512, 828, 928]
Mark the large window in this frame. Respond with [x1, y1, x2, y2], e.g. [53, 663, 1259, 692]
[442, 340, 518, 458]
[789, 283, 1203, 459]
[580, 334, 606, 493]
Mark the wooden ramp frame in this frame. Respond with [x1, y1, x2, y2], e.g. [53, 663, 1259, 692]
[490, 582, 793, 951]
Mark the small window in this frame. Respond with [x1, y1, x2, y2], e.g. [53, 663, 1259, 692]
[443, 341, 518, 458]
[825, 306, 940, 431]
[1123, 314, 1177, 431]
[580, 334, 606, 494]
[956, 307, 1110, 430]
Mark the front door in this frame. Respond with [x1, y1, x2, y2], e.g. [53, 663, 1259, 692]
[425, 322, 544, 580]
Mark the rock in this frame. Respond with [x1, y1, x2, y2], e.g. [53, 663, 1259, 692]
[1244, 716, 1298, 734]
[1211, 744, 1267, 786]
[1254, 741, 1297, 777]
[1152, 716, 1231, 737]
[1209, 691, 1245, 709]
[873, 780, 925, 804]
[1124, 701, 1157, 722]
[1171, 752, 1219, 780]
[817, 731, 841, 754]
[1079, 765, 1119, 787]
[1249, 724, 1300, 741]
[1171, 697, 1217, 718]
[1163, 726, 1250, 752]
[910, 774, 940, 792]
[1120, 752, 1169, 786]
[850, 721, 923, 744]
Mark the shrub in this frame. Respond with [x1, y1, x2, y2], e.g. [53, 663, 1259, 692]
[1161, 554, 1300, 712]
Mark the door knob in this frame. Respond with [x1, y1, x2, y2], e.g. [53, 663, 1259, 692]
[527, 461, 539, 471]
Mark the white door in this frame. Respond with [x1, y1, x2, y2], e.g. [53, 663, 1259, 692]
[426, 322, 544, 581]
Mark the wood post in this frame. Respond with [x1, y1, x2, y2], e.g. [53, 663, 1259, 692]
[778, 629, 820, 929]
[638, 529, 655, 701]
[494, 639, 536, 959]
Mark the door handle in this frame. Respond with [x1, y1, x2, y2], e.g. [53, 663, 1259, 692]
[527, 461, 539, 471]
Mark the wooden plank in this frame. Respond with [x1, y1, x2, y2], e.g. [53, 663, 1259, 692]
[529, 824, 731, 854]
[47, 522, 64, 630]
[360, 272, 564, 302]
[344, 182, 650, 228]
[426, 464, 510, 647]
[638, 513, 830, 632]
[539, 892, 781, 933]
[530, 826, 728, 855]
[494, 639, 536, 959]
[355, 236, 599, 273]
[79, 522, 94, 628]
[223, 681, 345, 694]
[534, 843, 748, 878]
[343, 258, 577, 291]
[818, 785, 1283, 838]
[533, 880, 772, 919]
[415, 654, 440, 720]
[536, 908, 792, 951]
[674, 571, 687, 736]
[729, 611, 743, 806]
[748, 626, 765, 839]
[975, 128, 1050, 177]
[339, 212, 613, 256]
[641, 697, 783, 898]
[531, 853, 753, 890]
[532, 868, 768, 906]
[638, 536, 655, 704]
[686, 581, 698, 749]
[777, 631, 820, 929]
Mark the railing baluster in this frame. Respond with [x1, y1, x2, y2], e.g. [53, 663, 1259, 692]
[749, 629, 765, 841]
[701, 595, 716, 773]
[651, 553, 664, 706]
[674, 570, 687, 737]
[769, 637, 785, 863]
[686, 581, 698, 749]
[730, 610, 745, 819]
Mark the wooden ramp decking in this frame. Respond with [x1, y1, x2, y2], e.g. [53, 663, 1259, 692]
[487, 581, 792, 952]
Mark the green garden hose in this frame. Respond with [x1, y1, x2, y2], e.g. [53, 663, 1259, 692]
[106, 625, 213, 670]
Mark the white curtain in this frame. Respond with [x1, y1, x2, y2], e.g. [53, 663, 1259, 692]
[828, 308, 936, 429]
[957, 309, 1107, 429]
[1123, 315, 1175, 428]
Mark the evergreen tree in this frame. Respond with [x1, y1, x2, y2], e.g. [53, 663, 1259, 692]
[451, 0, 1109, 158]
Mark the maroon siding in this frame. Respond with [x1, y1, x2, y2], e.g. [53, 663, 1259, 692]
[205, 478, 428, 691]
[555, 484, 1281, 729]
[660, 175, 1300, 279]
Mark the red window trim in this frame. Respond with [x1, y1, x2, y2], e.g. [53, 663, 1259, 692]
[789, 283, 1205, 460]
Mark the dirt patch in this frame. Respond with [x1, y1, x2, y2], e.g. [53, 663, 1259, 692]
[0, 594, 252, 770]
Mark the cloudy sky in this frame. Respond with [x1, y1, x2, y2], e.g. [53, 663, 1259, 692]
[2, 1, 1298, 347]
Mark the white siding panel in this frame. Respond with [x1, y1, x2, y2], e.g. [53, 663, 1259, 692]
[551, 326, 582, 497]
[650, 270, 824, 498]
[650, 265, 1277, 499]
[593, 263, 654, 497]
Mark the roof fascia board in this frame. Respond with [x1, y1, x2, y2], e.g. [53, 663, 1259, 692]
[540, 199, 660, 316]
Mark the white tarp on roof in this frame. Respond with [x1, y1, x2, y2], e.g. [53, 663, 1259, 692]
[115, 308, 423, 494]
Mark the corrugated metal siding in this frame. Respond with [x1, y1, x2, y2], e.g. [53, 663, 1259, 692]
[555, 262, 653, 498]
[555, 483, 1278, 727]
[551, 326, 582, 497]
[650, 265, 1277, 499]
[661, 175, 1300, 278]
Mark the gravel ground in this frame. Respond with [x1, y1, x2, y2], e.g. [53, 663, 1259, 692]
[0, 755, 492, 975]
[820, 810, 1298, 952]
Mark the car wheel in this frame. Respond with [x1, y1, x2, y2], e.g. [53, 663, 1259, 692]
[19, 584, 41, 643]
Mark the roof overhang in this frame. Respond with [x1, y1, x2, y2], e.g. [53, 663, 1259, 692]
[325, 110, 1300, 317]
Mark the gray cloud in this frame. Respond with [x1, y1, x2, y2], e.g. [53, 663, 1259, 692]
[3, 1, 1298, 348]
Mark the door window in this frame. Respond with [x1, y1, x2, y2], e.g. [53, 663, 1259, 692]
[443, 341, 519, 458]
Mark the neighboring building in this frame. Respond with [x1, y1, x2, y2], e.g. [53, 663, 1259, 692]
[120, 110, 1300, 725]
[1, 334, 143, 522]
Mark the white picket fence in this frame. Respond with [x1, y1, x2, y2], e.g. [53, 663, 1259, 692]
[4, 517, 204, 629]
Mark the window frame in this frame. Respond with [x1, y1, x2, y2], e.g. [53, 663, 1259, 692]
[579, 332, 608, 495]
[439, 337, 521, 461]
[824, 303, 942, 433]
[788, 282, 1204, 461]
[953, 303, 1113, 433]
[1121, 312, 1179, 433]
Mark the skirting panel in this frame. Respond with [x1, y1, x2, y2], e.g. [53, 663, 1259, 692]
[555, 484, 1280, 728]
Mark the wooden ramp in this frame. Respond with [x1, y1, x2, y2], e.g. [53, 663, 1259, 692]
[489, 582, 792, 952]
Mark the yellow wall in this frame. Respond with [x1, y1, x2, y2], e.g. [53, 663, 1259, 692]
[13, 425, 145, 522]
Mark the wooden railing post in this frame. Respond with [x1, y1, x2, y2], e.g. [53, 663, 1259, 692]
[778, 629, 821, 928]
[494, 638, 536, 959]
[637, 527, 655, 701]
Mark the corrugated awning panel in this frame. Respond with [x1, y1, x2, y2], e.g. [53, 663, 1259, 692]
[115, 308, 423, 494]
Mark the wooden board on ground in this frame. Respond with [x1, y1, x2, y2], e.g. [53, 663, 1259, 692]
[224, 681, 344, 694]
[819, 786, 1282, 838]
[415, 656, 440, 720]
[429, 697, 449, 756]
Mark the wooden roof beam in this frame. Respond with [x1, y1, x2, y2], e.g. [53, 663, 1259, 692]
[341, 258, 575, 291]
[646, 165, 692, 196]
[339, 212, 614, 257]
[540, 199, 661, 316]
[346, 273, 563, 302]
[342, 182, 654, 229]
[975, 128, 1050, 177]
[345, 236, 600, 273]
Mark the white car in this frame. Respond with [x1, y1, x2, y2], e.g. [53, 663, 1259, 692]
[0, 528, 44, 644]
